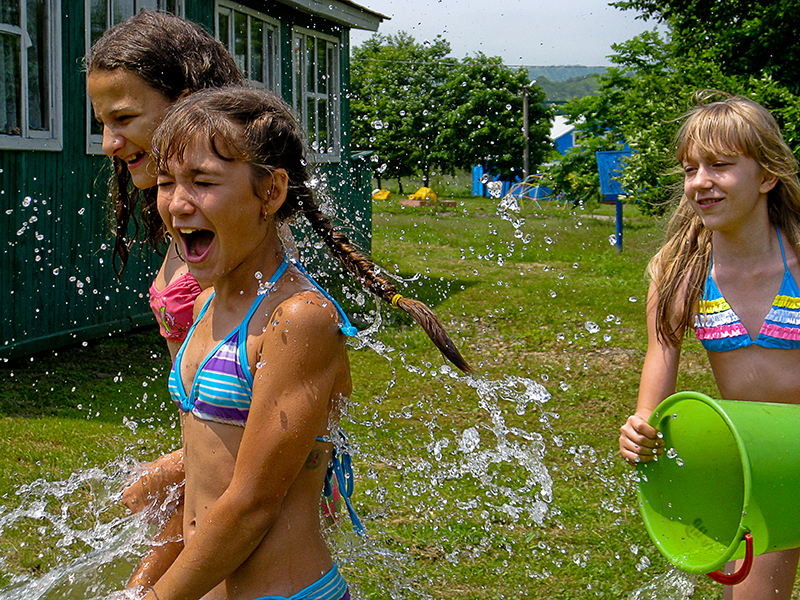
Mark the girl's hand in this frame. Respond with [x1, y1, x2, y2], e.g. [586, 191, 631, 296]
[122, 449, 185, 514]
[619, 414, 663, 465]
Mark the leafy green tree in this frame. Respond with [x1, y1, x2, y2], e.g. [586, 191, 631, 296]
[435, 54, 552, 182]
[613, 0, 800, 94]
[350, 32, 456, 192]
[542, 94, 626, 206]
[543, 24, 800, 214]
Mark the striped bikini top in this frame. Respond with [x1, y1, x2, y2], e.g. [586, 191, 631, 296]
[694, 228, 800, 352]
[169, 258, 357, 425]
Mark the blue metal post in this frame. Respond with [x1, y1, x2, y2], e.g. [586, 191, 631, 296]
[615, 197, 623, 253]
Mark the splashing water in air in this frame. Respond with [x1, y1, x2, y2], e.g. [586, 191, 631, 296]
[1, 169, 672, 598]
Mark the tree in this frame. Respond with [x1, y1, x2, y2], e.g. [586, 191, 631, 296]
[613, 0, 800, 94]
[350, 35, 553, 190]
[435, 54, 552, 182]
[541, 93, 627, 206]
[542, 23, 800, 214]
[350, 32, 456, 192]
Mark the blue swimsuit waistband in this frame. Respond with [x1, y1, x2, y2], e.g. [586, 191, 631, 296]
[249, 564, 348, 600]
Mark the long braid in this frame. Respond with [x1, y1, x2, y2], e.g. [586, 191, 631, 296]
[299, 192, 471, 373]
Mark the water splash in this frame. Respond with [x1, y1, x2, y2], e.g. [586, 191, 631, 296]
[627, 567, 698, 599]
[0, 459, 182, 600]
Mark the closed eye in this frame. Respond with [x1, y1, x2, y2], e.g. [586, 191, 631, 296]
[157, 176, 175, 189]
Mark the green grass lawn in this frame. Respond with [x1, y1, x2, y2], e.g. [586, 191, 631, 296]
[0, 196, 731, 599]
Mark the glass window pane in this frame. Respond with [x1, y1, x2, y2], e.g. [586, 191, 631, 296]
[328, 46, 336, 88]
[26, 0, 46, 130]
[136, 0, 158, 12]
[306, 36, 315, 93]
[250, 18, 263, 83]
[89, 0, 108, 46]
[292, 35, 302, 113]
[112, 0, 134, 25]
[318, 98, 328, 152]
[266, 27, 276, 89]
[306, 97, 316, 147]
[218, 11, 229, 51]
[0, 32, 21, 135]
[1, 0, 20, 25]
[317, 40, 327, 95]
[233, 10, 246, 76]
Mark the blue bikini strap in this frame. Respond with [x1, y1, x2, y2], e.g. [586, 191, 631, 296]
[316, 434, 366, 537]
[777, 226, 788, 271]
[290, 259, 358, 338]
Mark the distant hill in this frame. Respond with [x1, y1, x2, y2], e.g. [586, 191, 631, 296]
[523, 66, 609, 104]
[525, 66, 608, 83]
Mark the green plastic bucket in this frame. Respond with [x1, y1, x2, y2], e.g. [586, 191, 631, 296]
[637, 391, 800, 577]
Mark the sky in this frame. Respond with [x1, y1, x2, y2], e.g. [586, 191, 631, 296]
[350, 0, 657, 67]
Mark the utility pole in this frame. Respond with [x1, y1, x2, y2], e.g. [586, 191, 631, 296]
[523, 85, 529, 181]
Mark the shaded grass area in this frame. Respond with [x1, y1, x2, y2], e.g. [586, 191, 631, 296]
[0, 197, 732, 598]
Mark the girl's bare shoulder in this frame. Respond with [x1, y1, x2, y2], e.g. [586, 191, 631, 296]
[261, 288, 345, 344]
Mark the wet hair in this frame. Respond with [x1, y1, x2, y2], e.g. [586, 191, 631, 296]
[152, 86, 471, 372]
[86, 10, 243, 275]
[651, 90, 800, 346]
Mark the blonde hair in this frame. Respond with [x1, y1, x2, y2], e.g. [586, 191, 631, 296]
[651, 91, 800, 346]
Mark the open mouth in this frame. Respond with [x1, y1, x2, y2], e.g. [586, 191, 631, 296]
[697, 197, 722, 207]
[179, 228, 215, 262]
[125, 152, 147, 169]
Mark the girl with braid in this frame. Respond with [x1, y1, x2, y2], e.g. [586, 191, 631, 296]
[138, 86, 469, 600]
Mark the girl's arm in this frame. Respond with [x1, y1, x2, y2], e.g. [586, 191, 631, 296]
[619, 281, 682, 465]
[122, 449, 184, 515]
[148, 294, 347, 600]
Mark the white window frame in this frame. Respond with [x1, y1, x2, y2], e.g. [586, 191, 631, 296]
[84, 0, 184, 155]
[292, 27, 341, 163]
[216, 1, 280, 93]
[0, 0, 63, 151]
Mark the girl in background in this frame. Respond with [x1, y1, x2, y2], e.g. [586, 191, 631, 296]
[619, 92, 800, 599]
[86, 10, 243, 586]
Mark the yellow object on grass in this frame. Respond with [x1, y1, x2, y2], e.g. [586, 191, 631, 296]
[408, 187, 437, 202]
[372, 189, 391, 201]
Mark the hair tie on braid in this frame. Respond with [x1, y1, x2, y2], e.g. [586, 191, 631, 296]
[391, 294, 403, 308]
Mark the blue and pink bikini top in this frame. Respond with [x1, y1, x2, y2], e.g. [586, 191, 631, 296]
[168, 257, 365, 535]
[694, 228, 800, 352]
[168, 258, 356, 425]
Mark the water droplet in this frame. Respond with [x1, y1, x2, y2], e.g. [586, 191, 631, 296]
[458, 427, 480, 453]
[585, 321, 600, 334]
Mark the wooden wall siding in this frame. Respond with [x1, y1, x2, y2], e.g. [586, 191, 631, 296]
[0, 1, 372, 359]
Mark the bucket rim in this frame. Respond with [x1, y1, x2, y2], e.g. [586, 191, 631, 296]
[637, 391, 753, 573]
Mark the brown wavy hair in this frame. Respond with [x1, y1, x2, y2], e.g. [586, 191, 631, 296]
[651, 90, 800, 346]
[86, 10, 243, 275]
[152, 87, 471, 372]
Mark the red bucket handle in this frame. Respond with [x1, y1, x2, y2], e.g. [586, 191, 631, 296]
[706, 533, 754, 585]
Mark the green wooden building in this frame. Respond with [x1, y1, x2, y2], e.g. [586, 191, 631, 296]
[0, 0, 383, 359]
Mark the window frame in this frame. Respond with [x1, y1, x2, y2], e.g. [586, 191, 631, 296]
[215, 0, 280, 93]
[84, 0, 184, 155]
[292, 26, 341, 163]
[0, 0, 63, 151]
